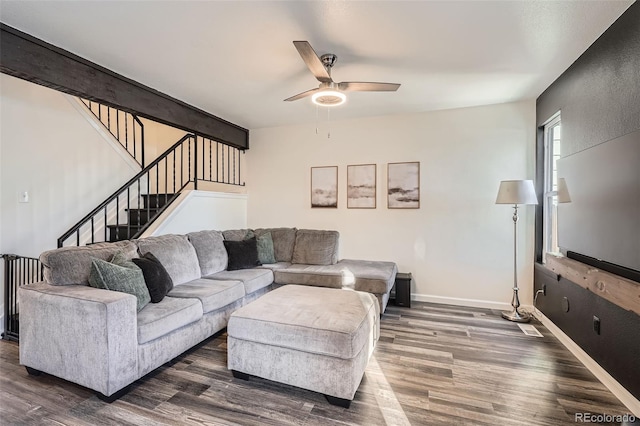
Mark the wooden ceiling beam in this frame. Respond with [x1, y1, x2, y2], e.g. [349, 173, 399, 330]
[0, 23, 248, 149]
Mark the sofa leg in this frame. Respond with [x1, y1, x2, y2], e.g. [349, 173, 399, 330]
[25, 366, 42, 376]
[232, 370, 250, 381]
[325, 394, 352, 408]
[96, 385, 131, 403]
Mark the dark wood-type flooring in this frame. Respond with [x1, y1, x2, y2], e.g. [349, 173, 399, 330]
[0, 302, 633, 425]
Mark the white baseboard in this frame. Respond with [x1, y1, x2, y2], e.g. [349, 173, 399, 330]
[412, 293, 521, 311]
[534, 309, 640, 417]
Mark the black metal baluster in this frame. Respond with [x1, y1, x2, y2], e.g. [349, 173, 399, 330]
[115, 196, 120, 241]
[147, 168, 153, 221]
[140, 120, 145, 168]
[133, 117, 137, 163]
[125, 113, 129, 151]
[209, 141, 213, 182]
[156, 163, 160, 209]
[126, 187, 131, 239]
[137, 179, 142, 229]
[164, 156, 168, 203]
[192, 136, 197, 190]
[104, 207, 108, 242]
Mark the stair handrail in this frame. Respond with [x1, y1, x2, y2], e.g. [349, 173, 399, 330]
[80, 99, 146, 168]
[57, 133, 195, 247]
[58, 133, 246, 247]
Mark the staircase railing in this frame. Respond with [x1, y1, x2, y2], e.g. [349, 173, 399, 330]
[2, 254, 43, 342]
[81, 99, 145, 167]
[58, 134, 245, 247]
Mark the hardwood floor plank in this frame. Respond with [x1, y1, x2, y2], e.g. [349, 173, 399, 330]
[1, 301, 633, 425]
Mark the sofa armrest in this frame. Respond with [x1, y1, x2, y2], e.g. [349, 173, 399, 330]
[19, 282, 138, 396]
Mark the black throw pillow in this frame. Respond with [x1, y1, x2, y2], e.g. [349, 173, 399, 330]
[223, 237, 261, 271]
[132, 252, 174, 303]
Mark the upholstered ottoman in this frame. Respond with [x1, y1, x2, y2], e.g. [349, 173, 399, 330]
[227, 284, 380, 407]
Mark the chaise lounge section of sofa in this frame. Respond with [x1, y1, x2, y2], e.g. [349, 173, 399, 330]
[18, 227, 397, 401]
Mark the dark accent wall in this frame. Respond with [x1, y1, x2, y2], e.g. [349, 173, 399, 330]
[534, 265, 640, 399]
[535, 2, 640, 400]
[0, 23, 249, 150]
[536, 2, 640, 155]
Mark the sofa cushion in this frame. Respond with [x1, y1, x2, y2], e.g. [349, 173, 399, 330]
[40, 240, 138, 286]
[338, 259, 398, 294]
[222, 229, 255, 241]
[187, 230, 228, 276]
[137, 234, 201, 286]
[88, 256, 150, 311]
[228, 285, 378, 359]
[258, 262, 292, 271]
[137, 296, 203, 344]
[254, 228, 297, 262]
[291, 230, 339, 265]
[256, 232, 276, 264]
[132, 252, 174, 303]
[204, 268, 274, 295]
[274, 264, 344, 288]
[223, 237, 261, 271]
[167, 278, 245, 314]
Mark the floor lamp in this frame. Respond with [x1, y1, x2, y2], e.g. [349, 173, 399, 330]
[495, 180, 538, 323]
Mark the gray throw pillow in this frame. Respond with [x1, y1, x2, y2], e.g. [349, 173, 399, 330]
[256, 232, 276, 264]
[88, 255, 151, 312]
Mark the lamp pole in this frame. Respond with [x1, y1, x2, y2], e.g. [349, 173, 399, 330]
[502, 203, 530, 322]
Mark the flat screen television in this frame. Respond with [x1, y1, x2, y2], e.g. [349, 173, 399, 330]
[556, 129, 640, 283]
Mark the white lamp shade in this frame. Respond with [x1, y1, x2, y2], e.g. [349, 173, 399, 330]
[557, 178, 572, 203]
[495, 180, 538, 205]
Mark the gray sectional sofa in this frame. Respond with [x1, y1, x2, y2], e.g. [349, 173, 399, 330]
[18, 227, 397, 401]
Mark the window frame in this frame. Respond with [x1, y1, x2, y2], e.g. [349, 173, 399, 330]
[541, 112, 561, 262]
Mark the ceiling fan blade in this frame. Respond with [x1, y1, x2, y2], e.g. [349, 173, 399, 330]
[284, 87, 320, 102]
[338, 82, 401, 92]
[293, 41, 332, 83]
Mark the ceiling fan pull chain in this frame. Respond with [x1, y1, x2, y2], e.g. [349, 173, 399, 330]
[315, 104, 319, 135]
[327, 107, 331, 139]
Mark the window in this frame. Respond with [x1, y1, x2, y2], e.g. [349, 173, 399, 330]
[542, 113, 561, 261]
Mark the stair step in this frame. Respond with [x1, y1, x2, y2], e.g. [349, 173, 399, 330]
[141, 194, 175, 209]
[107, 225, 144, 242]
[125, 208, 162, 225]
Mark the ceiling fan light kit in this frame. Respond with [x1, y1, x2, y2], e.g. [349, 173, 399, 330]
[285, 41, 400, 106]
[311, 90, 346, 107]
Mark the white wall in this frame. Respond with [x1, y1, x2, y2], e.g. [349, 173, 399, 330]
[0, 75, 140, 332]
[247, 101, 537, 308]
[143, 190, 247, 236]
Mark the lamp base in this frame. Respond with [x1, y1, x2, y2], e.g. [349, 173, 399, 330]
[501, 308, 531, 323]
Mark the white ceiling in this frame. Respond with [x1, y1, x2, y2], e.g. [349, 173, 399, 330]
[0, 1, 634, 130]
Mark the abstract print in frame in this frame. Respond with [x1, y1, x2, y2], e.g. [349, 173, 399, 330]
[347, 164, 376, 209]
[387, 162, 420, 209]
[311, 166, 338, 208]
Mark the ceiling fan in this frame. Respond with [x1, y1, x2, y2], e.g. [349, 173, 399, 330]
[284, 41, 401, 106]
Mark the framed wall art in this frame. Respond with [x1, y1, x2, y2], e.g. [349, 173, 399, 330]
[387, 162, 420, 209]
[347, 164, 376, 209]
[311, 166, 338, 208]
